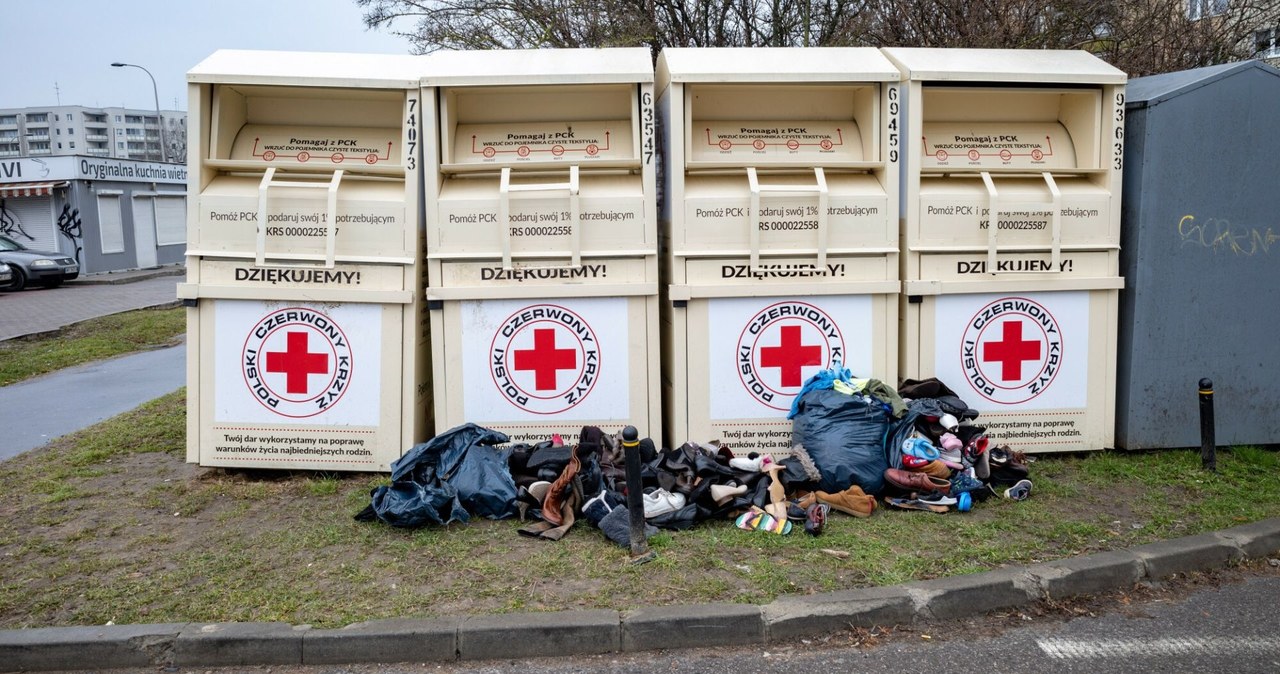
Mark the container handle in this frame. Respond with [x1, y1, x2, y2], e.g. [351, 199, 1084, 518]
[746, 167, 829, 271]
[499, 165, 580, 270]
[981, 170, 1061, 274]
[255, 167, 344, 268]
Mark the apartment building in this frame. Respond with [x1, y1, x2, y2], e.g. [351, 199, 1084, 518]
[0, 105, 186, 163]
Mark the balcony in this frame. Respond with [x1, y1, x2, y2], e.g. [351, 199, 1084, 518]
[86, 148, 110, 156]
[25, 132, 49, 142]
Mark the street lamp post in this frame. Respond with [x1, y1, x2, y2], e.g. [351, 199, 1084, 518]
[110, 62, 168, 163]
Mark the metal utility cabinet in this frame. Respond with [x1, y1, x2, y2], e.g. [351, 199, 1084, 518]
[657, 48, 902, 457]
[422, 49, 660, 444]
[182, 50, 428, 471]
[884, 48, 1126, 453]
[1117, 61, 1280, 449]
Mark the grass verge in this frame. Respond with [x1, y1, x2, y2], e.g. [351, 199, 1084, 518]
[0, 306, 185, 386]
[0, 391, 1276, 629]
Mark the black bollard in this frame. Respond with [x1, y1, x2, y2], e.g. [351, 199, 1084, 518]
[1198, 378, 1216, 472]
[621, 426, 655, 562]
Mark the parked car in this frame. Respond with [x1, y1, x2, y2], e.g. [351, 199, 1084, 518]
[0, 234, 80, 290]
[0, 261, 11, 287]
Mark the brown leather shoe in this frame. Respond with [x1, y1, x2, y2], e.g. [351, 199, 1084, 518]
[906, 460, 953, 480]
[812, 485, 876, 518]
[884, 468, 950, 495]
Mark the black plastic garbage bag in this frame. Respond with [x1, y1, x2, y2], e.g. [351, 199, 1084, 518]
[790, 388, 891, 495]
[357, 479, 470, 527]
[357, 423, 517, 527]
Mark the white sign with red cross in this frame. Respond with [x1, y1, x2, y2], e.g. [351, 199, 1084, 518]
[708, 296, 872, 418]
[213, 301, 382, 424]
[934, 291, 1088, 409]
[461, 297, 629, 421]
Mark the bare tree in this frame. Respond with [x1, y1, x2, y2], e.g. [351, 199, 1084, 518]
[356, 0, 1280, 75]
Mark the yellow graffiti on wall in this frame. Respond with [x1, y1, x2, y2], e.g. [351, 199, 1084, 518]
[1178, 215, 1279, 256]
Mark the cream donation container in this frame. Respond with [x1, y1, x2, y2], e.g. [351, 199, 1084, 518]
[422, 49, 660, 444]
[657, 48, 902, 457]
[181, 50, 429, 471]
[883, 48, 1126, 452]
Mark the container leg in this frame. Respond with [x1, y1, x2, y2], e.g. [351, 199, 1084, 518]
[1198, 378, 1216, 472]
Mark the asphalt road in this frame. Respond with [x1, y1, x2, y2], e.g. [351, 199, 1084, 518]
[39, 568, 1280, 674]
[0, 341, 185, 461]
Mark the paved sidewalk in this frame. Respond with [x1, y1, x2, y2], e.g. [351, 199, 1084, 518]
[0, 266, 183, 341]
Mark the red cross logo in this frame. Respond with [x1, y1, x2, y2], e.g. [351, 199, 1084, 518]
[982, 321, 1041, 381]
[759, 325, 823, 387]
[266, 331, 330, 394]
[513, 328, 577, 391]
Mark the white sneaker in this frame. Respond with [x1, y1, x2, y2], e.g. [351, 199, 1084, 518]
[642, 489, 686, 518]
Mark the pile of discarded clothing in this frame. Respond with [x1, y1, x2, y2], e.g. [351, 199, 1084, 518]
[356, 368, 1033, 542]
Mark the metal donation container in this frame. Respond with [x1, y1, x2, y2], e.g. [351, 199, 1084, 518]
[1117, 61, 1280, 449]
[657, 48, 902, 457]
[884, 48, 1126, 452]
[182, 50, 428, 471]
[422, 49, 660, 444]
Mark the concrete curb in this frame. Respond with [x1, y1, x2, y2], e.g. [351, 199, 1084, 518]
[67, 266, 184, 286]
[2, 518, 1278, 671]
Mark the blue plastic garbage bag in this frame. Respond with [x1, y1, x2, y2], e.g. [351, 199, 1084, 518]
[790, 388, 890, 495]
[357, 423, 517, 527]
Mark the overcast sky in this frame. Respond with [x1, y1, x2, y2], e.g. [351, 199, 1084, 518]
[5, 0, 414, 111]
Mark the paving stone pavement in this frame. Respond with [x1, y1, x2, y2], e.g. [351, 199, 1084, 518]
[0, 268, 183, 341]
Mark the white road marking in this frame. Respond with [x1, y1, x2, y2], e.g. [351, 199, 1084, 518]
[1038, 637, 1280, 659]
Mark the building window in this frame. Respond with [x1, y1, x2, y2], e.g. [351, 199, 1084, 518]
[116, 128, 123, 136]
[154, 195, 187, 246]
[67, 113, 73, 121]
[27, 113, 48, 123]
[57, 142, 63, 149]
[117, 141, 125, 149]
[68, 128, 74, 135]
[69, 141, 75, 149]
[0, 115, 16, 124]
[1188, 0, 1229, 20]
[115, 115, 122, 122]
[1258, 27, 1280, 58]
[99, 195, 125, 254]
[56, 128, 61, 135]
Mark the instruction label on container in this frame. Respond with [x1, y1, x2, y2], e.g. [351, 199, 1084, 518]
[919, 194, 1109, 239]
[453, 121, 633, 165]
[437, 196, 645, 251]
[201, 189, 407, 258]
[932, 292, 1088, 410]
[684, 195, 888, 248]
[921, 123, 1076, 169]
[691, 121, 863, 163]
[230, 125, 401, 166]
[460, 297, 631, 421]
[707, 421, 794, 457]
[207, 426, 381, 469]
[979, 411, 1087, 450]
[213, 300, 382, 425]
[707, 295, 872, 418]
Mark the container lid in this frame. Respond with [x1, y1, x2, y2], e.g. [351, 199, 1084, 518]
[188, 49, 424, 89]
[658, 47, 900, 84]
[423, 48, 654, 86]
[1126, 60, 1279, 109]
[881, 47, 1126, 84]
